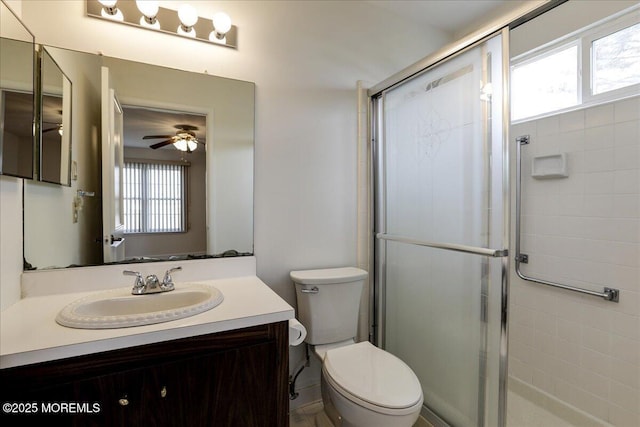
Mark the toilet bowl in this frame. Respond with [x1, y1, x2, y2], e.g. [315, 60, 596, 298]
[291, 267, 423, 427]
[319, 341, 423, 427]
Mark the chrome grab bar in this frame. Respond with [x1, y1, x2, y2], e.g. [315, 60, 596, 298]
[376, 233, 508, 258]
[515, 135, 619, 303]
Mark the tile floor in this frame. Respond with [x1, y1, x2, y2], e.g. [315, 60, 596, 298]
[289, 401, 430, 427]
[289, 401, 331, 427]
[506, 391, 576, 427]
[290, 390, 584, 427]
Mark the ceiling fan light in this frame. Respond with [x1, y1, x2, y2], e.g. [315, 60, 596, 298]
[173, 139, 188, 151]
[187, 140, 198, 152]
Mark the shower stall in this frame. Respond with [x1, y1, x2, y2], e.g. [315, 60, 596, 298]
[369, 1, 638, 426]
[370, 29, 510, 427]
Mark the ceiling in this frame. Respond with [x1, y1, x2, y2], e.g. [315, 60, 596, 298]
[366, 0, 522, 35]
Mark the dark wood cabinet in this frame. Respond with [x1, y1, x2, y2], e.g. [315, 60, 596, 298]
[0, 321, 289, 427]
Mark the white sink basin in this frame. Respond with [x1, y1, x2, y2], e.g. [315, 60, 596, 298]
[55, 284, 223, 329]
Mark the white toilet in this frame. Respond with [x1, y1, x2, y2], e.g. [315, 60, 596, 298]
[291, 267, 423, 427]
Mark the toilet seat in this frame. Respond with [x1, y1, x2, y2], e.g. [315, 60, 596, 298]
[322, 341, 423, 415]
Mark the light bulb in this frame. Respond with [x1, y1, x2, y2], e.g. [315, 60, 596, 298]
[140, 15, 161, 29]
[177, 4, 198, 37]
[136, 0, 158, 18]
[178, 4, 198, 27]
[209, 32, 226, 44]
[212, 12, 231, 35]
[99, 0, 123, 21]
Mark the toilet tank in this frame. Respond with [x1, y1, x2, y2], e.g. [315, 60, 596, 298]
[291, 267, 368, 345]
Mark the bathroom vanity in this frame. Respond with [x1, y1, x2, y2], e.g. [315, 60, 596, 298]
[0, 259, 294, 426]
[1, 323, 288, 426]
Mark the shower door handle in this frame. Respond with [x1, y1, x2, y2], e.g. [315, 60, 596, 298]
[376, 233, 508, 258]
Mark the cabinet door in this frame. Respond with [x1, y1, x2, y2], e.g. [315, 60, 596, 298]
[69, 367, 145, 427]
[151, 341, 281, 426]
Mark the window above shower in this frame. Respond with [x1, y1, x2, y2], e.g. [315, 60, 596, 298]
[511, 7, 639, 122]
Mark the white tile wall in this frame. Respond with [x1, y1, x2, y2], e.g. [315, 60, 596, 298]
[509, 96, 640, 427]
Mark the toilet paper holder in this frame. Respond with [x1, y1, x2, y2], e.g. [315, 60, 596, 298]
[288, 319, 307, 346]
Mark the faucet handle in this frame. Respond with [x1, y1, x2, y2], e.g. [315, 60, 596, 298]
[123, 270, 145, 294]
[161, 266, 182, 291]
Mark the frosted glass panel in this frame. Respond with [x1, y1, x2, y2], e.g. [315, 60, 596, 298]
[383, 36, 505, 249]
[385, 242, 482, 426]
[378, 32, 506, 427]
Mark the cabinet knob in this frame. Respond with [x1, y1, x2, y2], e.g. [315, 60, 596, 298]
[161, 386, 167, 398]
[118, 398, 129, 406]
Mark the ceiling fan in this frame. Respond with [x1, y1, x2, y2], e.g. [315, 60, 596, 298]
[143, 124, 204, 152]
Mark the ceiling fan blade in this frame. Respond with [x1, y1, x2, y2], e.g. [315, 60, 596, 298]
[150, 139, 174, 149]
[143, 135, 174, 140]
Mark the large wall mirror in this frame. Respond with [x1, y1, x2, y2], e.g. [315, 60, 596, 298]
[0, 1, 35, 179]
[24, 46, 254, 270]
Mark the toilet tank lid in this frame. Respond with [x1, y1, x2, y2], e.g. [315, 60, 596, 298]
[290, 267, 367, 285]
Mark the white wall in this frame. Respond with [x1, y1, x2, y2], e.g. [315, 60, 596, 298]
[0, 176, 22, 310]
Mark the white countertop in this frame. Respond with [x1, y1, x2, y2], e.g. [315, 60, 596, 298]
[1, 276, 294, 369]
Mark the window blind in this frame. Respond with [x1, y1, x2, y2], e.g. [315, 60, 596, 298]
[123, 161, 187, 233]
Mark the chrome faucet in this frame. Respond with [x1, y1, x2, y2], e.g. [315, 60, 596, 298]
[124, 266, 182, 295]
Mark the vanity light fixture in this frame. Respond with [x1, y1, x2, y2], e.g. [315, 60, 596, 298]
[136, 0, 160, 30]
[86, 0, 238, 48]
[98, 0, 124, 21]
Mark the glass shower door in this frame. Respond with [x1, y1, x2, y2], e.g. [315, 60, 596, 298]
[374, 30, 508, 427]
